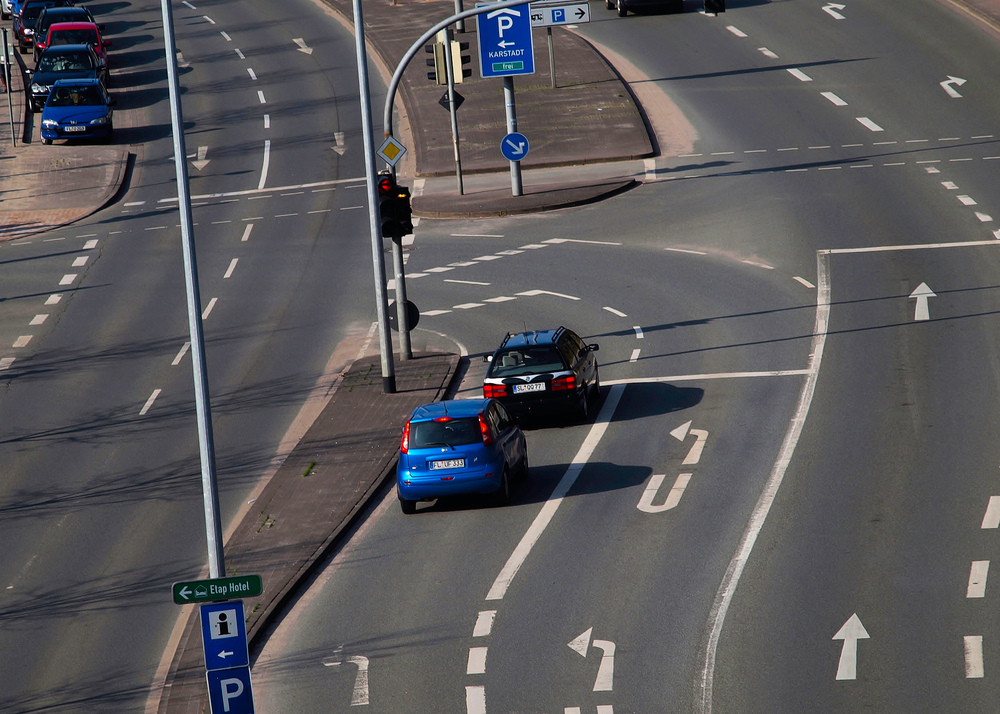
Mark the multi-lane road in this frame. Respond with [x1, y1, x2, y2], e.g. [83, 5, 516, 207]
[2, 0, 1000, 712]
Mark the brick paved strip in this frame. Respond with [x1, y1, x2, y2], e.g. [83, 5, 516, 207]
[157, 352, 460, 713]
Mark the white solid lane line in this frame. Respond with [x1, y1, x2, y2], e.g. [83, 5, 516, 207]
[968, 561, 989, 598]
[486, 385, 626, 601]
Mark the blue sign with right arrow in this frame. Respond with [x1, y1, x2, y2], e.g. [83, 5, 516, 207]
[500, 131, 530, 162]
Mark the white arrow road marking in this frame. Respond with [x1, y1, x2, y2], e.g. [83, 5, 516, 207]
[637, 473, 692, 513]
[293, 37, 313, 54]
[592, 640, 615, 691]
[569, 628, 592, 656]
[910, 282, 936, 321]
[965, 636, 985, 678]
[332, 131, 347, 156]
[324, 656, 370, 705]
[823, 3, 846, 19]
[192, 145, 210, 171]
[176, 51, 190, 68]
[833, 614, 869, 680]
[940, 76, 966, 98]
[670, 421, 709, 464]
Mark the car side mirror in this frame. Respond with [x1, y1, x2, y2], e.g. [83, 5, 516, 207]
[588, 344, 600, 352]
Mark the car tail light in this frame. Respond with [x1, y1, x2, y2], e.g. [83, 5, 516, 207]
[401, 421, 411, 454]
[483, 383, 506, 398]
[478, 414, 493, 446]
[551, 375, 576, 391]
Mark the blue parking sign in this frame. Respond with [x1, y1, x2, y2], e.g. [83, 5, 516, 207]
[207, 666, 255, 714]
[477, 3, 535, 78]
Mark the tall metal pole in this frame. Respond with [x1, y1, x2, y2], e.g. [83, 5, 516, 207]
[2, 29, 14, 147]
[503, 76, 522, 196]
[443, 29, 464, 195]
[352, 0, 397, 391]
[158, 0, 224, 578]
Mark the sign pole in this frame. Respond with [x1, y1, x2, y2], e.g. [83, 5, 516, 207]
[352, 0, 396, 391]
[503, 76, 522, 196]
[443, 28, 464, 195]
[2, 29, 14, 147]
[546, 27, 555, 89]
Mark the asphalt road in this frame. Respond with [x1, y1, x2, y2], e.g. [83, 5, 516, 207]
[2, 0, 1000, 712]
[253, 1, 1000, 712]
[0, 0, 389, 710]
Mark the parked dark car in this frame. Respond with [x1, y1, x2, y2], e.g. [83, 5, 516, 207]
[33, 6, 102, 63]
[605, 0, 681, 17]
[13, 0, 72, 54]
[482, 327, 600, 421]
[40, 78, 115, 145]
[28, 44, 106, 111]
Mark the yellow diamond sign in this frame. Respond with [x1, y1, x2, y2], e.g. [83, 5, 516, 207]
[377, 136, 407, 167]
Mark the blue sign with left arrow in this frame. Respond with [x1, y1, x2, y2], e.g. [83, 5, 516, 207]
[500, 132, 530, 162]
[477, 3, 535, 78]
[200, 600, 250, 672]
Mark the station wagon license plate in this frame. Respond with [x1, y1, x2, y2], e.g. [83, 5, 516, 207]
[513, 382, 545, 394]
[430, 458, 465, 470]
[64, 126, 87, 132]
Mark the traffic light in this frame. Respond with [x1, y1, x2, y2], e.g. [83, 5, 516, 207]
[425, 40, 471, 84]
[377, 173, 398, 237]
[704, 0, 725, 13]
[376, 173, 414, 237]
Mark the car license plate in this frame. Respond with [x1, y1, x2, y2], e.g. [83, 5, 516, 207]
[513, 382, 545, 394]
[64, 126, 87, 132]
[429, 458, 465, 470]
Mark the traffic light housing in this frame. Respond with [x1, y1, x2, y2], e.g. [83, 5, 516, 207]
[704, 0, 725, 13]
[376, 173, 413, 237]
[425, 40, 471, 84]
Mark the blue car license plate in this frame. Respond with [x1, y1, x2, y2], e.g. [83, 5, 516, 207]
[430, 458, 465, 470]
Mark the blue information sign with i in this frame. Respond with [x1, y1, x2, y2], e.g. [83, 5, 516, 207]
[200, 600, 250, 671]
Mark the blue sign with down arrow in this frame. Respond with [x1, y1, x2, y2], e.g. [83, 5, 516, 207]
[500, 132, 530, 162]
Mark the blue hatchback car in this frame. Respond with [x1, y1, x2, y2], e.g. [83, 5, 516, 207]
[40, 78, 115, 144]
[396, 399, 528, 514]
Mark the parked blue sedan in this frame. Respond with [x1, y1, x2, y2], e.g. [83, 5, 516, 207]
[40, 78, 115, 144]
[396, 399, 528, 514]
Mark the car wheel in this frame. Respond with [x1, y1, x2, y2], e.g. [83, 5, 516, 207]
[578, 389, 590, 421]
[605, 0, 614, 8]
[591, 367, 601, 401]
[104, 122, 114, 143]
[493, 469, 510, 507]
[516, 445, 529, 481]
[399, 496, 417, 515]
[616, 0, 627, 16]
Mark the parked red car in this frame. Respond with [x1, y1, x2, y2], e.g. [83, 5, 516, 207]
[37, 22, 111, 70]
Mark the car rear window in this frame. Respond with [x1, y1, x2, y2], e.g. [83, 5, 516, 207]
[49, 85, 103, 106]
[409, 418, 481, 448]
[490, 346, 565, 377]
[38, 50, 92, 71]
[50, 29, 98, 46]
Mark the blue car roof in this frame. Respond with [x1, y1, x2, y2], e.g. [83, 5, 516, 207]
[409, 399, 487, 421]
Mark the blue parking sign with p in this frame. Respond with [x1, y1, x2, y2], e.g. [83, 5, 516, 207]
[477, 3, 535, 78]
[207, 666, 255, 714]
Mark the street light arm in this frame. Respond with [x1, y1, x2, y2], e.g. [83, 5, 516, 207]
[382, 0, 531, 143]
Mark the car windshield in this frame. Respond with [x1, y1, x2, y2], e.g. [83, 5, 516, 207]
[48, 85, 103, 106]
[37, 51, 92, 72]
[409, 418, 481, 449]
[50, 29, 99, 46]
[490, 346, 565, 377]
